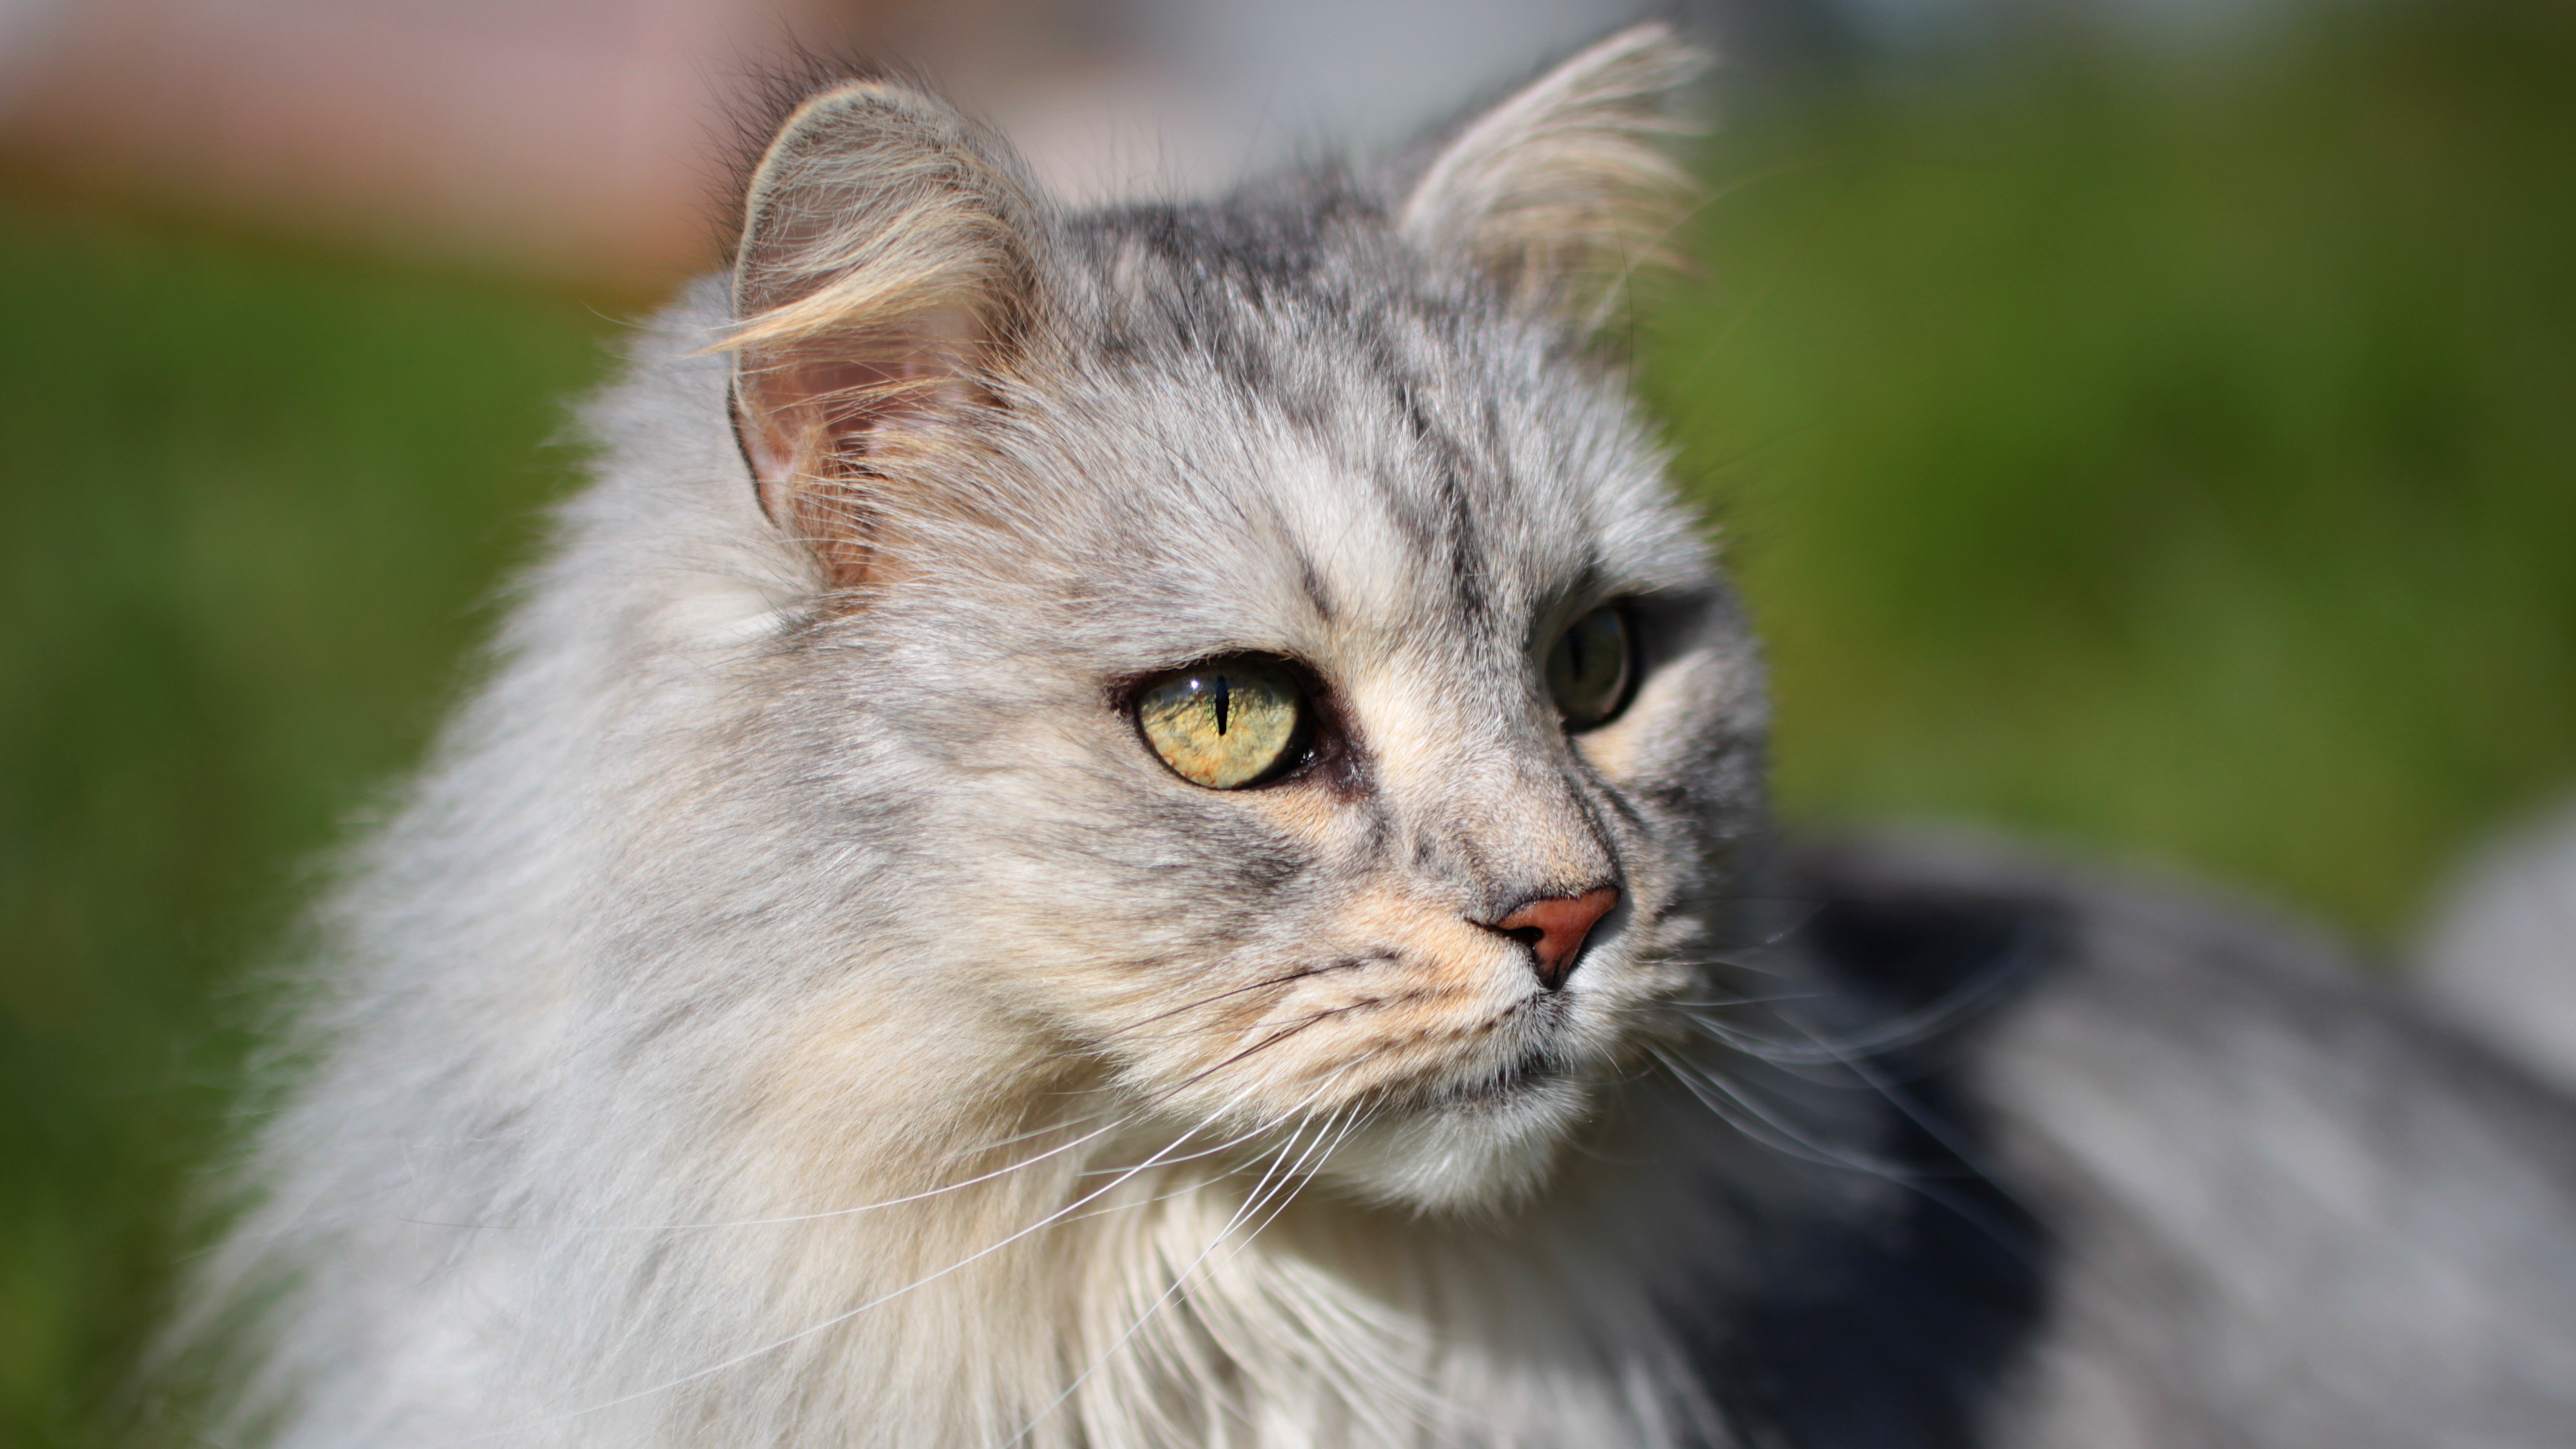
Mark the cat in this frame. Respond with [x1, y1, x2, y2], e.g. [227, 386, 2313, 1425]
[2419, 796, 2576, 1097]
[173, 23, 2576, 1448]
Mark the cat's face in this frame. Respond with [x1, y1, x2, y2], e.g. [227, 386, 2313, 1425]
[714, 34, 1756, 1210]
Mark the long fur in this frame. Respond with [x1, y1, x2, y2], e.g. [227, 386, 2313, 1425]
[172, 23, 2576, 1449]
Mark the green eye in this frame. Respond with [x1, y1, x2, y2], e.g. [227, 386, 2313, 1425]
[1546, 606, 1633, 730]
[1136, 658, 1308, 789]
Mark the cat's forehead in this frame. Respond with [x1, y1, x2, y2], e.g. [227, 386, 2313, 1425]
[1026, 207, 1712, 651]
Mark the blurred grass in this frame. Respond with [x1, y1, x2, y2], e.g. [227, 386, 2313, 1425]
[1650, 0, 2576, 941]
[0, 211, 612, 1442]
[0, 0, 2572, 1439]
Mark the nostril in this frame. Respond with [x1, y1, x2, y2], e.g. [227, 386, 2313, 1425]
[1485, 886, 1619, 991]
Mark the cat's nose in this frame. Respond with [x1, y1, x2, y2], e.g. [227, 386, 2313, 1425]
[1487, 887, 1620, 991]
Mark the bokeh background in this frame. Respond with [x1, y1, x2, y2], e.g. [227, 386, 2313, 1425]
[1, 0, 2569, 1440]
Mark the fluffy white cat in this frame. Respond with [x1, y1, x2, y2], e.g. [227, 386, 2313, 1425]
[176, 25, 2576, 1449]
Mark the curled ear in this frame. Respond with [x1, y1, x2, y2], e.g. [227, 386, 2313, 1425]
[1398, 23, 1709, 329]
[720, 81, 1039, 588]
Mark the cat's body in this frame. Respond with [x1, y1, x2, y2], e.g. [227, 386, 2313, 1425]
[182, 27, 2576, 1448]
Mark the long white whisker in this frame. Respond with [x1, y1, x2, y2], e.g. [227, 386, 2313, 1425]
[557, 985, 1412, 1234]
[1652, 1044, 1915, 1181]
[1000, 1098, 1364, 1449]
[448, 1080, 1287, 1446]
[1749, 1005, 2055, 1267]
[576, 1110, 1144, 1234]
[1682, 953, 2029, 1069]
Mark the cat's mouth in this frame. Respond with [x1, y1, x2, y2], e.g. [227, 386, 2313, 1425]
[1320, 1036, 1592, 1211]
[1379, 987, 1607, 1116]
[1430, 1047, 1558, 1108]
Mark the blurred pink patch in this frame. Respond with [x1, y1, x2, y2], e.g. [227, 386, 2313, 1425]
[0, 0, 1675, 295]
[0, 0, 864, 293]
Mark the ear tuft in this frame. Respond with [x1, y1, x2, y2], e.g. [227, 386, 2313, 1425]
[1399, 23, 1710, 329]
[717, 82, 1040, 588]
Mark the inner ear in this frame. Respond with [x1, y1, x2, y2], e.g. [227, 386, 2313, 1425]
[1397, 23, 1707, 329]
[717, 79, 1040, 593]
[731, 313, 982, 527]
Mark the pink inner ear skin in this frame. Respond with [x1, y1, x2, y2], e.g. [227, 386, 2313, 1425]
[735, 345, 969, 525]
[734, 307, 991, 528]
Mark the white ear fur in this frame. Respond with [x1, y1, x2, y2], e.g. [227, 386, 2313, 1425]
[1399, 23, 1710, 328]
[721, 82, 1038, 587]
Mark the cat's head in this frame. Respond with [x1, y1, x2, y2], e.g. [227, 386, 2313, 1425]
[684, 25, 1763, 1214]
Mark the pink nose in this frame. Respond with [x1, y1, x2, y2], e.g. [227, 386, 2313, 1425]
[1490, 887, 1619, 990]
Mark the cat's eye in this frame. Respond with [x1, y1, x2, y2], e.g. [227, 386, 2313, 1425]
[1546, 606, 1633, 730]
[1135, 657, 1309, 789]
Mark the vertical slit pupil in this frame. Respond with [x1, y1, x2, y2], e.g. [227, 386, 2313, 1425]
[1213, 676, 1230, 735]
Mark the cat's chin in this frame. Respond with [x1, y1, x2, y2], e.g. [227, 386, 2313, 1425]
[1322, 1075, 1592, 1214]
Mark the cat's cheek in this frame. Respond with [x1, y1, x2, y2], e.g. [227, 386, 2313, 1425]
[1089, 888, 1559, 1130]
[1571, 645, 1741, 786]
[1567, 704, 1688, 792]
[1224, 777, 1367, 843]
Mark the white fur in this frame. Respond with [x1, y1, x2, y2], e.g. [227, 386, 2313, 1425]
[2418, 796, 2576, 1093]
[180, 30, 1854, 1447]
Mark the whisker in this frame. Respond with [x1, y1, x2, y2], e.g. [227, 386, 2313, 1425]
[449, 1081, 1288, 1446]
[1091, 959, 1364, 1045]
[570, 1111, 1144, 1234]
[1002, 1091, 1377, 1449]
[1678, 941, 2035, 1069]
[482, 1016, 1415, 1444]
[1651, 1044, 1913, 1181]
[1729, 989, 2055, 1271]
[625, 996, 1396, 1232]
[996, 1132, 1311, 1449]
[1160, 997, 1383, 1100]
[1072, 1086, 1352, 1179]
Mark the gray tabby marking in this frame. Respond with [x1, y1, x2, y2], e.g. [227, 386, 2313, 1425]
[167, 23, 2576, 1449]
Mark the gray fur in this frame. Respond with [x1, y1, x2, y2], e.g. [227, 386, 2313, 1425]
[172, 25, 2576, 1449]
[2419, 798, 2576, 1094]
[1801, 837, 2576, 1448]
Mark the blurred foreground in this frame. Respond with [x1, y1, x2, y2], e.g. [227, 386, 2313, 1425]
[1, 0, 2572, 1440]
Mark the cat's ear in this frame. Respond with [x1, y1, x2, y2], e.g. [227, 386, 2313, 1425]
[720, 81, 1039, 588]
[1398, 23, 1709, 329]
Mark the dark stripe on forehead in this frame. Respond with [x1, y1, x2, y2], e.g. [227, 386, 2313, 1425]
[1433, 464, 1489, 623]
[1375, 372, 1494, 629]
[1072, 191, 1538, 640]
[1295, 545, 1336, 625]
[1397, 378, 1435, 443]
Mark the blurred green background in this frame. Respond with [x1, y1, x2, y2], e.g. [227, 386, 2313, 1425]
[1, 0, 2572, 1440]
[1651, 0, 2576, 933]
